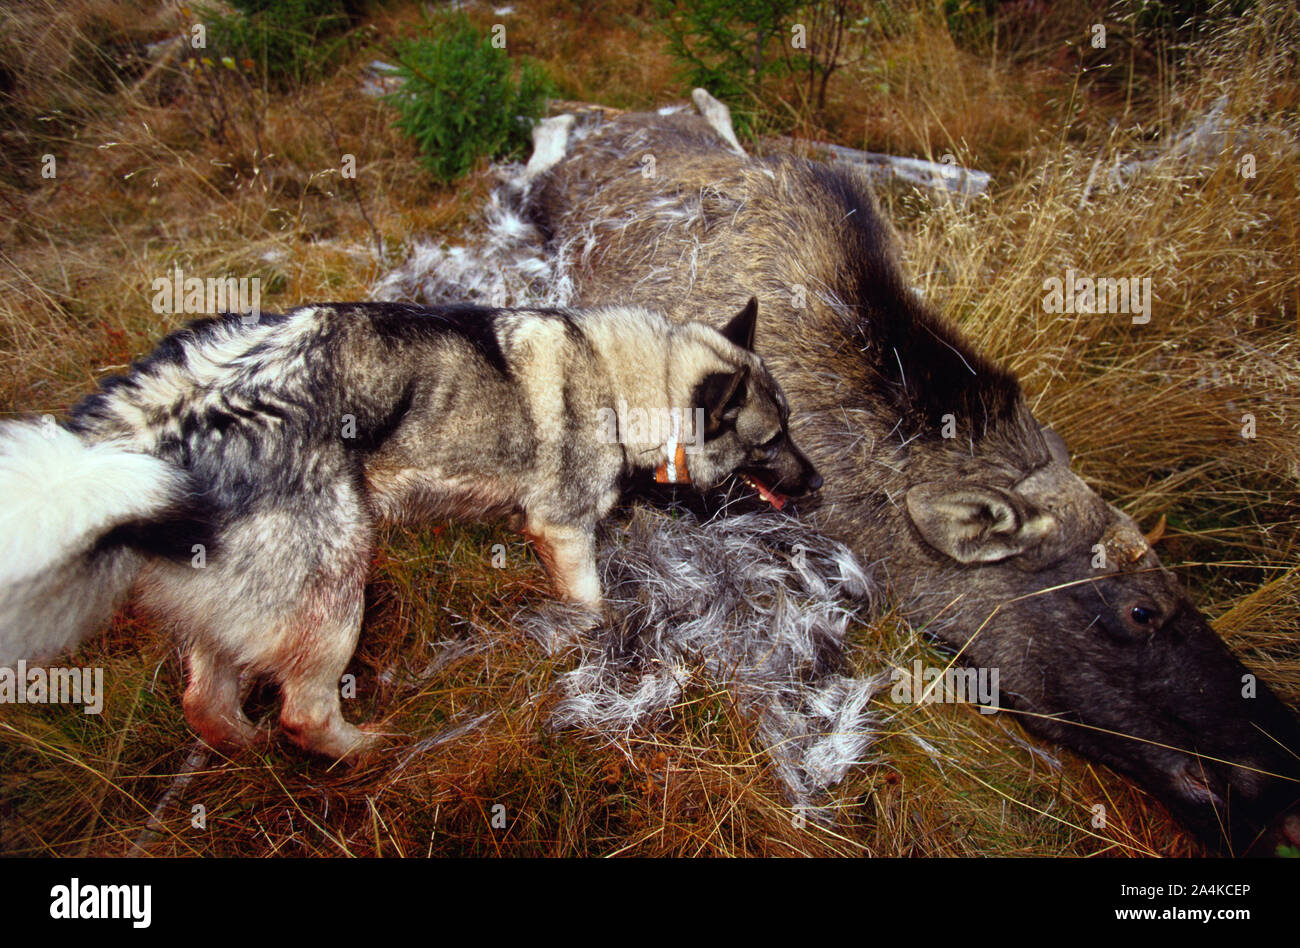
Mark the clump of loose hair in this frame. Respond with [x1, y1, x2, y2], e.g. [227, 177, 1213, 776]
[530, 505, 886, 813]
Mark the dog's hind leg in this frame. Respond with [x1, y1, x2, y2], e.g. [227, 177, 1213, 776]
[143, 482, 384, 760]
[182, 644, 260, 752]
[274, 557, 384, 761]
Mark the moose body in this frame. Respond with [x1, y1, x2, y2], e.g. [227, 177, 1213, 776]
[525, 108, 1300, 854]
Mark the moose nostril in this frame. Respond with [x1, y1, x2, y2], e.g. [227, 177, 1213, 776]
[1175, 761, 1226, 808]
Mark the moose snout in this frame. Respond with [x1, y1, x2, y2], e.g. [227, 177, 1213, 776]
[1245, 806, 1300, 857]
[1166, 753, 1300, 856]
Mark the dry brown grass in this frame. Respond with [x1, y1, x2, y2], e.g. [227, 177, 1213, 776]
[887, 4, 1300, 691]
[0, 0, 1296, 858]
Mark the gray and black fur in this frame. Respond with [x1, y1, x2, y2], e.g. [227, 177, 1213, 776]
[546, 505, 886, 814]
[0, 299, 819, 759]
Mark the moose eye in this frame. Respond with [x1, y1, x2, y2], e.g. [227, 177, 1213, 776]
[1100, 601, 1162, 642]
[1129, 605, 1156, 626]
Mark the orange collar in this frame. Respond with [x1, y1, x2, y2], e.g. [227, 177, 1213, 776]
[655, 442, 690, 485]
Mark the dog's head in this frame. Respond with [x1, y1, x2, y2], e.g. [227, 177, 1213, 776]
[671, 299, 822, 509]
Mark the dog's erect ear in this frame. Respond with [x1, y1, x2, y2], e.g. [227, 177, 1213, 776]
[699, 365, 750, 434]
[720, 298, 758, 351]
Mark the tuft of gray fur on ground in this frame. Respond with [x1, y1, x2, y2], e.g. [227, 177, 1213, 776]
[369, 113, 608, 309]
[371, 165, 573, 309]
[370, 126, 889, 810]
[516, 505, 888, 811]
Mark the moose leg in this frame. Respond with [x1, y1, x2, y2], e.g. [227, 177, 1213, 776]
[691, 88, 746, 156]
[524, 114, 575, 183]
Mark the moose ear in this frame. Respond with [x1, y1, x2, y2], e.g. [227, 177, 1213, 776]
[905, 482, 1057, 565]
[720, 297, 758, 351]
[1041, 427, 1070, 466]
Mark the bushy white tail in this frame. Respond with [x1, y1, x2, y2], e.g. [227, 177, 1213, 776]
[0, 421, 187, 665]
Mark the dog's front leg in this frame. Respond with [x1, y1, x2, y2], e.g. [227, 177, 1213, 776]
[523, 517, 602, 612]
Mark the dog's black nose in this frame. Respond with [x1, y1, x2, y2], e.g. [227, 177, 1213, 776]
[805, 471, 823, 492]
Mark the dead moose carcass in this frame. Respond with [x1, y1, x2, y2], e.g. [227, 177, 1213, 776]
[520, 104, 1300, 855]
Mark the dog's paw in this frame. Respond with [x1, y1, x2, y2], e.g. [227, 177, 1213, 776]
[189, 713, 271, 757]
[342, 721, 383, 745]
[281, 716, 390, 763]
[329, 723, 403, 768]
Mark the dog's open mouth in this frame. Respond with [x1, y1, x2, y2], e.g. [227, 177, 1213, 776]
[739, 473, 787, 510]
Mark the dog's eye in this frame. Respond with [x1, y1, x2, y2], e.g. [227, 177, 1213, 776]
[755, 432, 783, 458]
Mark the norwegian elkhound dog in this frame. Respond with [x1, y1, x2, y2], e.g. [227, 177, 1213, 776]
[0, 299, 820, 759]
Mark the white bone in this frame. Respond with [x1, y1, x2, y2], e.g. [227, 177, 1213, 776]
[524, 114, 576, 183]
[691, 88, 746, 157]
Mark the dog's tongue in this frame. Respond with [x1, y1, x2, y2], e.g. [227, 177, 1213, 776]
[745, 475, 787, 511]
